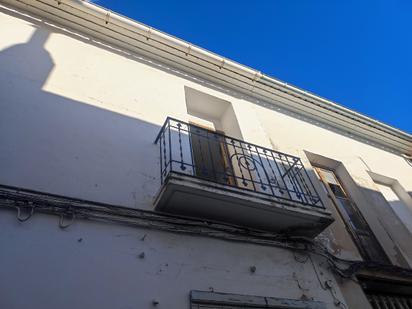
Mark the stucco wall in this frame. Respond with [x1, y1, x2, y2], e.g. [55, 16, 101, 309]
[0, 208, 350, 309]
[0, 4, 411, 308]
[1, 7, 410, 205]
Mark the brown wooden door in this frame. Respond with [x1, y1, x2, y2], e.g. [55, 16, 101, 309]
[189, 123, 234, 185]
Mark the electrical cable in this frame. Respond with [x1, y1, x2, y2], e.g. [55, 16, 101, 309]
[1, 184, 412, 280]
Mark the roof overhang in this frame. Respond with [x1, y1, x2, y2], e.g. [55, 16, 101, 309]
[2, 0, 411, 154]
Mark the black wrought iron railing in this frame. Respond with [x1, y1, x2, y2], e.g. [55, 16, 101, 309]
[155, 117, 324, 209]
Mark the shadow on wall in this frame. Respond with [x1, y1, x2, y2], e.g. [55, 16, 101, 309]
[358, 185, 412, 268]
[302, 151, 412, 267]
[0, 25, 162, 210]
[1, 5, 401, 163]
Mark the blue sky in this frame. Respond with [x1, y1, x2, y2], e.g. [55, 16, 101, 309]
[95, 1, 411, 133]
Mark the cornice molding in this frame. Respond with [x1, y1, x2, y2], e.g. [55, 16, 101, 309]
[2, 0, 411, 154]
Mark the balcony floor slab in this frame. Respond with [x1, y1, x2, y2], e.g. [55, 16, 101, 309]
[153, 173, 334, 238]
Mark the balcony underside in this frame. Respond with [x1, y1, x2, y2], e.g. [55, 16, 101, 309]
[154, 172, 334, 238]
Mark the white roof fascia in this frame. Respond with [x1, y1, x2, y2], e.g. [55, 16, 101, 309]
[2, 0, 411, 154]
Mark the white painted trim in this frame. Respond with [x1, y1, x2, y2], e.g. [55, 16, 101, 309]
[1, 0, 411, 154]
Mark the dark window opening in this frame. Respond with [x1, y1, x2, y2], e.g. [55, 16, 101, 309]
[314, 167, 390, 264]
[361, 277, 412, 309]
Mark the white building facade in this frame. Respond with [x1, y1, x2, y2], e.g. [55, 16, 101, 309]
[1, 1, 412, 308]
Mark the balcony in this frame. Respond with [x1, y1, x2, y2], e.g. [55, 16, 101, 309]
[153, 117, 333, 237]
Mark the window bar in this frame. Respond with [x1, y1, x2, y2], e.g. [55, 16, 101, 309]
[162, 127, 167, 179]
[399, 297, 409, 309]
[196, 128, 207, 177]
[369, 295, 382, 309]
[154, 116, 170, 144]
[254, 146, 275, 195]
[395, 297, 407, 309]
[384, 298, 393, 309]
[286, 163, 302, 179]
[230, 139, 247, 187]
[159, 128, 163, 184]
[223, 136, 237, 185]
[263, 149, 281, 196]
[304, 167, 324, 208]
[296, 167, 316, 205]
[270, 152, 292, 200]
[281, 157, 300, 179]
[380, 296, 391, 309]
[282, 155, 303, 203]
[392, 297, 403, 309]
[176, 122, 186, 171]
[239, 141, 257, 191]
[376, 296, 385, 309]
[187, 123, 196, 177]
[288, 159, 309, 204]
[402, 298, 412, 309]
[214, 134, 225, 180]
[247, 145, 265, 191]
[168, 120, 172, 173]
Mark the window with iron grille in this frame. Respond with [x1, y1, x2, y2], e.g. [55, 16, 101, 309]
[313, 167, 390, 264]
[361, 278, 412, 309]
[155, 117, 324, 209]
[366, 293, 412, 309]
[190, 291, 326, 309]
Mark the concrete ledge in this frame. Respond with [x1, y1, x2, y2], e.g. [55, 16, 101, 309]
[190, 290, 326, 308]
[154, 173, 334, 237]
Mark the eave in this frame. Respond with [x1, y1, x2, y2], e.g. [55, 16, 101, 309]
[2, 0, 411, 154]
